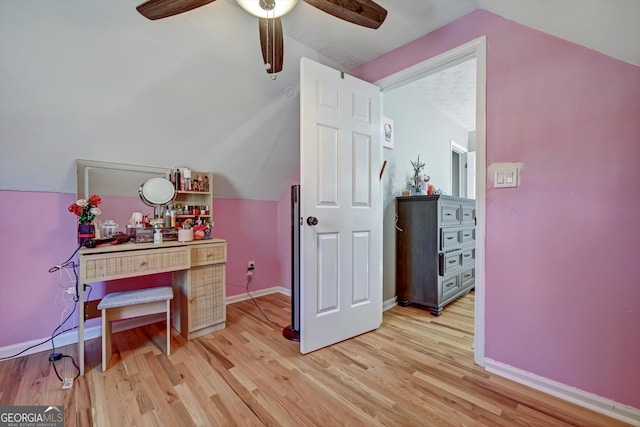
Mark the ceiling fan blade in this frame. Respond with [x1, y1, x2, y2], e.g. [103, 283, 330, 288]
[136, 0, 216, 20]
[303, 0, 387, 29]
[259, 18, 284, 74]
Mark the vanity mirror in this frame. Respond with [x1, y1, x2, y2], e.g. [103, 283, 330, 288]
[76, 159, 172, 228]
[77, 159, 171, 201]
[76, 159, 214, 232]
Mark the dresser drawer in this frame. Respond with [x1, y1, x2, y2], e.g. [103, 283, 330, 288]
[461, 205, 475, 225]
[440, 226, 476, 250]
[461, 267, 475, 288]
[440, 274, 460, 300]
[439, 250, 462, 276]
[191, 243, 227, 267]
[439, 203, 460, 226]
[83, 247, 189, 282]
[460, 227, 475, 246]
[440, 228, 461, 250]
[461, 247, 475, 266]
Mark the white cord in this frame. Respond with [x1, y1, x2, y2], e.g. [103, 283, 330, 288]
[54, 261, 78, 352]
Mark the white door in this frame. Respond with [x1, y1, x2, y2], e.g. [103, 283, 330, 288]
[299, 58, 382, 354]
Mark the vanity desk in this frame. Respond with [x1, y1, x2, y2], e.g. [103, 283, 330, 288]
[78, 238, 226, 374]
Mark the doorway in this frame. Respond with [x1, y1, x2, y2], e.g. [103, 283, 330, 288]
[376, 37, 486, 366]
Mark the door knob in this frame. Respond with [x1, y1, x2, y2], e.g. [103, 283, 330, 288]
[306, 216, 318, 226]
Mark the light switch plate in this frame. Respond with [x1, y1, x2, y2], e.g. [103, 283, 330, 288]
[494, 167, 518, 188]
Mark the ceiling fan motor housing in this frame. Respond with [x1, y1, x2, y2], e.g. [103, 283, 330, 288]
[260, 0, 276, 12]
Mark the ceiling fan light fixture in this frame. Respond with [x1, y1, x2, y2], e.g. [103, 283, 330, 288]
[236, 0, 298, 18]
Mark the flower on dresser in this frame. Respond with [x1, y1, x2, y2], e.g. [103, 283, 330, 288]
[410, 155, 426, 191]
[68, 194, 102, 223]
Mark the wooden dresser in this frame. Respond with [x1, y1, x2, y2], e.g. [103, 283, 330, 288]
[395, 195, 475, 316]
[78, 238, 226, 374]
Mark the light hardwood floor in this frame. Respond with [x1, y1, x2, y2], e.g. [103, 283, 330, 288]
[0, 292, 630, 426]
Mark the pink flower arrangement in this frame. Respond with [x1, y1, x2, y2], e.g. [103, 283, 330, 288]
[68, 194, 102, 223]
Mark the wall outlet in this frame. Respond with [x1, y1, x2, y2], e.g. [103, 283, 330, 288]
[248, 261, 255, 270]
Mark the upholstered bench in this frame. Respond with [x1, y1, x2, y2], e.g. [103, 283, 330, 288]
[97, 286, 174, 371]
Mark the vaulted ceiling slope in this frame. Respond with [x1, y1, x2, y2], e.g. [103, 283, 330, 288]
[0, 0, 637, 201]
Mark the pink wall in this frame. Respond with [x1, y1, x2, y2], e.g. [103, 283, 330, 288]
[213, 198, 280, 297]
[0, 191, 282, 348]
[352, 10, 640, 408]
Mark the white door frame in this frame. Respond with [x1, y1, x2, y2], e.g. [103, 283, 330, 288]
[375, 36, 487, 366]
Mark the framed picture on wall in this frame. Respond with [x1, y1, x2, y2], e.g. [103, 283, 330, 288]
[383, 117, 394, 149]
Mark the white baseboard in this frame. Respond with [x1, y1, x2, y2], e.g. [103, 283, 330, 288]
[226, 286, 289, 304]
[485, 358, 640, 426]
[383, 296, 397, 312]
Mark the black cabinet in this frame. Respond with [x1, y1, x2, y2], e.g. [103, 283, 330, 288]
[395, 195, 476, 316]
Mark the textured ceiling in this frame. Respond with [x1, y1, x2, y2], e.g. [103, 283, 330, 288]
[407, 57, 477, 132]
[283, 0, 477, 70]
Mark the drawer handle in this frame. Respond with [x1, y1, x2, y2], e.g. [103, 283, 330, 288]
[446, 282, 455, 288]
[445, 213, 452, 216]
[446, 236, 455, 240]
[463, 273, 471, 279]
[140, 261, 147, 266]
[448, 259, 456, 264]
[463, 253, 471, 258]
[463, 233, 471, 238]
[206, 253, 212, 257]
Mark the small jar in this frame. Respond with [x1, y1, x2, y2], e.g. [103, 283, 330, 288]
[102, 220, 119, 238]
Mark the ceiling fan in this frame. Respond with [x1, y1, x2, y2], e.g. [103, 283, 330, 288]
[136, 0, 387, 76]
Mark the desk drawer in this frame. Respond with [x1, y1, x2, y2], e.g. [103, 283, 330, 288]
[191, 243, 227, 267]
[83, 247, 189, 282]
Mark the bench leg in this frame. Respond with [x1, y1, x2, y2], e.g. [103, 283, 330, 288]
[166, 300, 171, 356]
[101, 309, 112, 372]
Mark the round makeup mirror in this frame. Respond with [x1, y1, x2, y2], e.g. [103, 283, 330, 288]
[138, 177, 176, 222]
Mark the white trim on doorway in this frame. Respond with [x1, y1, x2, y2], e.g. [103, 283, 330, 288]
[375, 36, 487, 367]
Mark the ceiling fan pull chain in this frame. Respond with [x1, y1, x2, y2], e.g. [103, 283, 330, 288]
[271, 11, 277, 80]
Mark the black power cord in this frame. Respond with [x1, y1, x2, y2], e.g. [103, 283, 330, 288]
[50, 354, 80, 382]
[244, 270, 287, 329]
